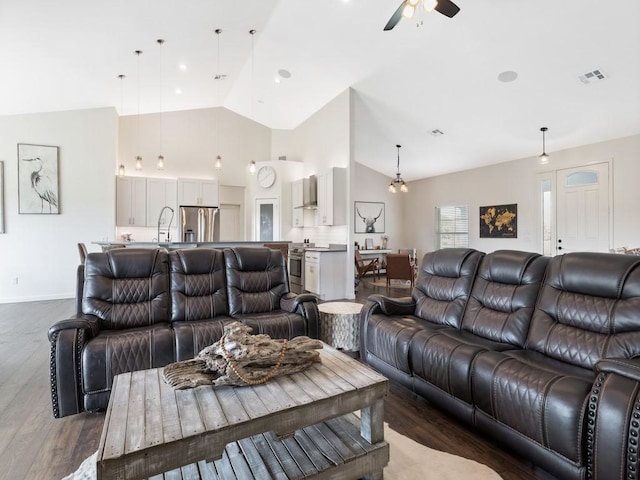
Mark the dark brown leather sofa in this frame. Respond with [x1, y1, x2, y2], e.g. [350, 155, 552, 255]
[361, 248, 640, 480]
[48, 246, 319, 418]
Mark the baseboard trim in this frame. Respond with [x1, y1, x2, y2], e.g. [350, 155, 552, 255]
[0, 293, 74, 304]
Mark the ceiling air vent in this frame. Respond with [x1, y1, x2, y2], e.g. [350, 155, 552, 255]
[578, 69, 607, 84]
[430, 129, 444, 136]
[214, 74, 227, 80]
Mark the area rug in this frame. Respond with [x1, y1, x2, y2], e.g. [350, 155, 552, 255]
[64, 423, 502, 479]
[368, 277, 413, 288]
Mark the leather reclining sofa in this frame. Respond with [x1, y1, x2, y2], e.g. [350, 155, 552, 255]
[48, 246, 319, 418]
[361, 248, 640, 480]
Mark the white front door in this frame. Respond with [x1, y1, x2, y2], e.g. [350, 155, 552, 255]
[555, 162, 610, 254]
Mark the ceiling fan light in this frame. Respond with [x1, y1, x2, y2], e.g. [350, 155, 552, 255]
[423, 0, 438, 12]
[402, 4, 416, 18]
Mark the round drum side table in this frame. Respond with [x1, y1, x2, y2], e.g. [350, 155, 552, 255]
[318, 301, 364, 354]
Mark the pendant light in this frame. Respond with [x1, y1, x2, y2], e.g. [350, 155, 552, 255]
[157, 39, 165, 170]
[248, 28, 257, 173]
[539, 127, 550, 165]
[214, 28, 222, 171]
[389, 145, 408, 193]
[134, 50, 143, 171]
[117, 74, 126, 177]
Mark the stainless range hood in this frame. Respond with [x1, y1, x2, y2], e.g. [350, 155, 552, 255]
[303, 175, 317, 209]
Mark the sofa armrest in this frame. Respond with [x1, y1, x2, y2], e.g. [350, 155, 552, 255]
[367, 294, 416, 316]
[280, 292, 317, 313]
[596, 358, 640, 382]
[48, 315, 100, 341]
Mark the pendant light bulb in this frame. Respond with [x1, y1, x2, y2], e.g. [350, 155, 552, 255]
[214, 28, 223, 171]
[215, 155, 222, 170]
[249, 160, 256, 174]
[157, 39, 166, 170]
[402, 4, 416, 18]
[539, 127, 550, 165]
[118, 164, 125, 177]
[134, 50, 143, 171]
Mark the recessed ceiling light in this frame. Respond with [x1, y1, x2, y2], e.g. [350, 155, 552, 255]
[278, 69, 292, 79]
[178, 64, 187, 71]
[497, 70, 518, 83]
[175, 88, 182, 95]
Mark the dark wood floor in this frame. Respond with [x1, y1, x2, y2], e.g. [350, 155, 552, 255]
[0, 282, 556, 480]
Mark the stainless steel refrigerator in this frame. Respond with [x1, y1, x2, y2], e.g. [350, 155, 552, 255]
[179, 206, 220, 242]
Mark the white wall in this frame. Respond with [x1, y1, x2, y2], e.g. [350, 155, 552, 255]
[352, 162, 406, 251]
[119, 107, 271, 185]
[404, 133, 640, 259]
[0, 108, 117, 302]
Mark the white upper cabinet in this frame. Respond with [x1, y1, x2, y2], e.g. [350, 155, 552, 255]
[116, 176, 147, 227]
[178, 178, 219, 206]
[316, 167, 347, 226]
[146, 178, 177, 227]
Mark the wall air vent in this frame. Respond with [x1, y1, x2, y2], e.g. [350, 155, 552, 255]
[578, 69, 607, 84]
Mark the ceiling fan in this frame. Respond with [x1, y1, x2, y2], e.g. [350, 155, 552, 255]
[384, 0, 460, 31]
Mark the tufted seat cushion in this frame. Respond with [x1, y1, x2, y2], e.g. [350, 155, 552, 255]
[406, 250, 549, 420]
[360, 248, 483, 389]
[170, 248, 233, 360]
[224, 247, 311, 338]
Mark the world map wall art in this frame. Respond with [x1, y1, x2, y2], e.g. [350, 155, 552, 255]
[479, 204, 517, 238]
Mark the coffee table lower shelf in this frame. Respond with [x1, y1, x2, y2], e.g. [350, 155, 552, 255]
[148, 414, 389, 479]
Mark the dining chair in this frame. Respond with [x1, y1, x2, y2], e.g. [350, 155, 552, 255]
[77, 243, 88, 264]
[385, 253, 414, 288]
[355, 250, 380, 281]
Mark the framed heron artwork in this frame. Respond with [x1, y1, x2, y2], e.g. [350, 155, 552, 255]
[17, 143, 60, 214]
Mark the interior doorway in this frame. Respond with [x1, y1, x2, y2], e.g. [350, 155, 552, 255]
[219, 204, 242, 241]
[538, 162, 611, 255]
[254, 198, 280, 241]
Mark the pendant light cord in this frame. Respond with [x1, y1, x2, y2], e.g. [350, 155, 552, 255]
[158, 40, 164, 158]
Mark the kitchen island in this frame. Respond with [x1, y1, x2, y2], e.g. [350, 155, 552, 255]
[92, 240, 291, 251]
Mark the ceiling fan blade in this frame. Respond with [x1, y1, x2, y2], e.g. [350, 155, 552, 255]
[384, 1, 407, 31]
[434, 0, 460, 18]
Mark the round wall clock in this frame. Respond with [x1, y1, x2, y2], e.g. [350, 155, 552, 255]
[257, 166, 276, 188]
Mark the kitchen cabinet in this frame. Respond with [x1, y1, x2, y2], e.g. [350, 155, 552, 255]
[304, 250, 347, 301]
[116, 176, 147, 227]
[146, 178, 177, 228]
[178, 178, 219, 206]
[316, 167, 347, 226]
[292, 179, 304, 227]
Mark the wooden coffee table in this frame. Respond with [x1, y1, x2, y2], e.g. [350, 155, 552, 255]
[95, 344, 389, 479]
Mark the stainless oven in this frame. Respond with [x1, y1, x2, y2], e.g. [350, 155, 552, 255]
[289, 248, 305, 294]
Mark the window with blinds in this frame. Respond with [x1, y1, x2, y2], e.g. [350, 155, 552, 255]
[436, 205, 469, 249]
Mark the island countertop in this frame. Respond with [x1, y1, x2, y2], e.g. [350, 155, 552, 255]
[92, 241, 291, 250]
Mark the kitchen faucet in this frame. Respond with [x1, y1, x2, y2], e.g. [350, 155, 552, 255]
[157, 206, 174, 244]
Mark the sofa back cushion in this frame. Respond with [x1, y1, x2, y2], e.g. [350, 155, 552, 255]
[526, 252, 640, 368]
[170, 248, 228, 322]
[82, 248, 170, 329]
[461, 250, 548, 347]
[224, 247, 289, 315]
[413, 248, 484, 328]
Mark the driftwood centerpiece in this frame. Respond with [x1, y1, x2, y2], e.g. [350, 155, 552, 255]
[163, 321, 323, 389]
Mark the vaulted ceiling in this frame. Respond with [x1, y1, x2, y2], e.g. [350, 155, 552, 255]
[1, 0, 638, 180]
